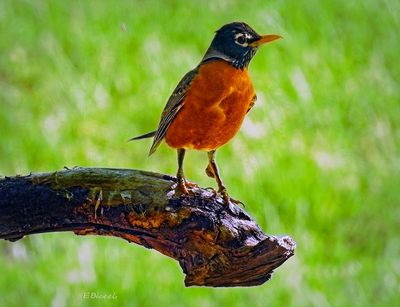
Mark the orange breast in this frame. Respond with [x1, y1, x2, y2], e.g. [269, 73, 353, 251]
[165, 60, 255, 151]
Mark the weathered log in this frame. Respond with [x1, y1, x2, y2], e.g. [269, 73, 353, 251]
[0, 167, 295, 287]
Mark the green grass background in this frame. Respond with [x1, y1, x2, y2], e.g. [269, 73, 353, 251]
[1, 0, 399, 306]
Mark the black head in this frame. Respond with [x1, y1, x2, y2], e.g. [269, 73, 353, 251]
[202, 22, 281, 69]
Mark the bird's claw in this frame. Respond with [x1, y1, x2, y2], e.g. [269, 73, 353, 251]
[204, 186, 218, 198]
[220, 188, 245, 207]
[227, 196, 245, 207]
[175, 179, 189, 196]
[174, 179, 198, 197]
[184, 180, 198, 189]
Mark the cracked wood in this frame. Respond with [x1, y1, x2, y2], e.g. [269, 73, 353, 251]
[0, 167, 295, 287]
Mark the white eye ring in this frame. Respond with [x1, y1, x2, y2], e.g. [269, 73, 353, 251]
[234, 33, 249, 47]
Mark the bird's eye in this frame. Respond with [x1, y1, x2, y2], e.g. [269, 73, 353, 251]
[237, 35, 246, 44]
[235, 33, 248, 47]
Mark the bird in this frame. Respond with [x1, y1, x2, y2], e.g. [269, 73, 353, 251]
[131, 22, 281, 204]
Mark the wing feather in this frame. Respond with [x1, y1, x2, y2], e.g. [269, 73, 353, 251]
[246, 94, 257, 114]
[148, 67, 199, 155]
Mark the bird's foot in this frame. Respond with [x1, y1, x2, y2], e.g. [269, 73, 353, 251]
[204, 186, 218, 198]
[184, 180, 199, 189]
[228, 196, 245, 207]
[174, 179, 197, 197]
[219, 188, 245, 207]
[205, 186, 217, 192]
[175, 179, 189, 196]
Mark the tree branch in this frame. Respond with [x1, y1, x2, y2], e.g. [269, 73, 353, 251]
[0, 167, 295, 287]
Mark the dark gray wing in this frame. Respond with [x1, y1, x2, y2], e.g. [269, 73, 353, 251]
[246, 94, 257, 114]
[148, 66, 199, 155]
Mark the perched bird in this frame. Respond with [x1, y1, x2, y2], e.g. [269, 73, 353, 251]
[131, 22, 281, 204]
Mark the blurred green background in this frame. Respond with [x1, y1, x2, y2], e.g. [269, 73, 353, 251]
[1, 0, 399, 306]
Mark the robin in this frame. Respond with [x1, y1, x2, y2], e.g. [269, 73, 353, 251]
[131, 22, 281, 204]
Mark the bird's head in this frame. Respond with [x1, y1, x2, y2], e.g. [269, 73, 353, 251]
[203, 22, 281, 69]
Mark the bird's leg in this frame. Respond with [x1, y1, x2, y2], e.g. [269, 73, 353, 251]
[176, 148, 189, 195]
[206, 150, 244, 206]
[206, 150, 230, 203]
[204, 155, 218, 194]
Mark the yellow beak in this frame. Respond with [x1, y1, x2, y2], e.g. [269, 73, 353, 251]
[251, 34, 282, 47]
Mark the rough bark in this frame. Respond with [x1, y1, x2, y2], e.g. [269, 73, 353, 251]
[0, 167, 295, 287]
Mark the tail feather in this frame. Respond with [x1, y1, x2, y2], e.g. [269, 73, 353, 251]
[128, 130, 156, 141]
